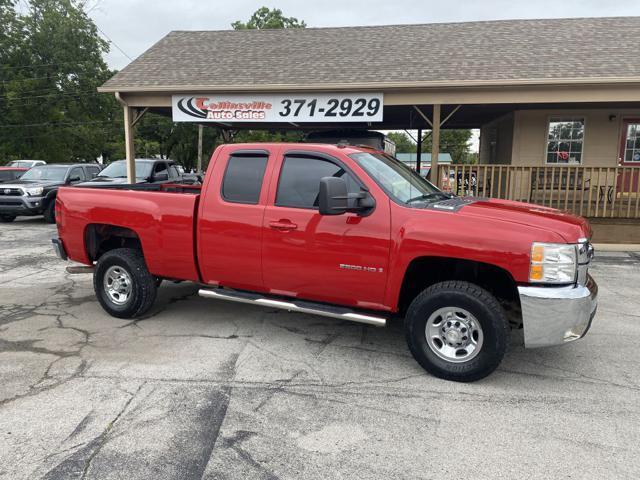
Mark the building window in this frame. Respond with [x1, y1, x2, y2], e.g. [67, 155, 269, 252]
[546, 117, 584, 164]
[623, 123, 640, 163]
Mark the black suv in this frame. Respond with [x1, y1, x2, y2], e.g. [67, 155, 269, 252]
[0, 163, 102, 223]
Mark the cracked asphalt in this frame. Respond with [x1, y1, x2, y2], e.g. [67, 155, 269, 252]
[1, 217, 639, 479]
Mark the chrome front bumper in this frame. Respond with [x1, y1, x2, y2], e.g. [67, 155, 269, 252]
[518, 274, 598, 348]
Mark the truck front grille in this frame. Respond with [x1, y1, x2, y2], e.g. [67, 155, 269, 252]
[0, 188, 23, 196]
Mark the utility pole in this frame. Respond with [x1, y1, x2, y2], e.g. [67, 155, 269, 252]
[197, 124, 203, 174]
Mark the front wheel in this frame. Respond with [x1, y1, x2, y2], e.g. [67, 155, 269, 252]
[405, 281, 508, 382]
[0, 215, 16, 223]
[93, 248, 157, 318]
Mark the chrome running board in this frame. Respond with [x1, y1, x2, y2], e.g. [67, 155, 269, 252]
[66, 265, 95, 274]
[198, 288, 387, 327]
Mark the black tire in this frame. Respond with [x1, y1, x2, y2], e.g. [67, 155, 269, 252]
[405, 281, 508, 382]
[93, 248, 157, 319]
[43, 200, 56, 223]
[0, 215, 16, 223]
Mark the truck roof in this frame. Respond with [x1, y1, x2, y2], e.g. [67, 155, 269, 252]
[223, 142, 383, 155]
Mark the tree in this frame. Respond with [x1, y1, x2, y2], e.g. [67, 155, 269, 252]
[423, 129, 474, 164]
[231, 6, 306, 30]
[386, 131, 416, 153]
[0, 0, 116, 163]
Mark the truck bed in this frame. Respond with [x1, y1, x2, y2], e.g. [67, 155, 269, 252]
[56, 185, 201, 281]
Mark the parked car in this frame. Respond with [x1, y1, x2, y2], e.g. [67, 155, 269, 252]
[0, 167, 28, 183]
[0, 163, 102, 223]
[7, 160, 47, 168]
[52, 143, 597, 382]
[77, 159, 181, 186]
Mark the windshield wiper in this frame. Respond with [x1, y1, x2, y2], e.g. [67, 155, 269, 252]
[405, 192, 451, 204]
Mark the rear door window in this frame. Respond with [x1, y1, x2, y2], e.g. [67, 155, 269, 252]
[154, 162, 168, 176]
[275, 155, 360, 209]
[221, 154, 269, 204]
[168, 165, 180, 179]
[85, 166, 100, 178]
[68, 167, 86, 182]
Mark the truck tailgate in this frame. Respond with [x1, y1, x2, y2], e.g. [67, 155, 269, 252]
[57, 187, 200, 281]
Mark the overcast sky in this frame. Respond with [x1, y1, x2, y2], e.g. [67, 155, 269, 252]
[89, 0, 640, 69]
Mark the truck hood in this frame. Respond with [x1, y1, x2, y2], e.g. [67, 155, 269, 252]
[2, 179, 63, 189]
[457, 198, 591, 242]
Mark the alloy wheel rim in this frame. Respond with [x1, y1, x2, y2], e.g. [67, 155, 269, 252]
[104, 265, 132, 305]
[425, 306, 484, 363]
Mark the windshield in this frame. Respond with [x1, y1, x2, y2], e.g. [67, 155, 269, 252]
[350, 152, 445, 205]
[98, 161, 153, 179]
[19, 166, 68, 182]
[0, 171, 19, 181]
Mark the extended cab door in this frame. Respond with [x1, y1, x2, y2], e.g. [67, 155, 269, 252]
[197, 147, 275, 291]
[261, 150, 391, 310]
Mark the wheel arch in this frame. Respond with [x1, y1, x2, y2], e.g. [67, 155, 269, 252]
[397, 256, 521, 323]
[84, 223, 143, 263]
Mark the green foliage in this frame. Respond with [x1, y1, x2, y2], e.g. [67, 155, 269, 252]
[231, 6, 306, 30]
[386, 131, 416, 153]
[0, 0, 119, 164]
[423, 129, 474, 164]
[386, 130, 474, 163]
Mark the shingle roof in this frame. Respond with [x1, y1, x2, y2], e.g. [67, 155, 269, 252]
[100, 17, 640, 92]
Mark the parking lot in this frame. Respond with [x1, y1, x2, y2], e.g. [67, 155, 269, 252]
[0, 218, 638, 479]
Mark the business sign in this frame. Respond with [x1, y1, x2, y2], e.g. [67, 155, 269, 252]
[171, 93, 383, 123]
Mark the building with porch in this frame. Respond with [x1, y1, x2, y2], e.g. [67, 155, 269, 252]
[99, 16, 640, 242]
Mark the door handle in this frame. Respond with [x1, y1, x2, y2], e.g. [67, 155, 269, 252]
[269, 220, 298, 231]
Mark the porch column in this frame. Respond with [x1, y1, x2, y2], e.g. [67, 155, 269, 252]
[431, 104, 441, 186]
[123, 105, 136, 183]
[416, 128, 422, 174]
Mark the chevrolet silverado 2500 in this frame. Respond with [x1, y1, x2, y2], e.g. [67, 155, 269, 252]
[52, 143, 597, 382]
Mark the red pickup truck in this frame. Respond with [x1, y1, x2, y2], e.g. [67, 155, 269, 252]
[53, 143, 597, 382]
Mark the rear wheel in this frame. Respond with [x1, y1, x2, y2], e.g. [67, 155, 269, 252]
[0, 215, 16, 222]
[405, 281, 508, 382]
[93, 248, 157, 318]
[43, 201, 55, 223]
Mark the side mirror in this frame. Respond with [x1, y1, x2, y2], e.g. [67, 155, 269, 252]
[319, 177, 348, 215]
[67, 176, 81, 184]
[154, 173, 169, 182]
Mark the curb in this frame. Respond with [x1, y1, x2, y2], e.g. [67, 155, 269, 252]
[593, 243, 640, 252]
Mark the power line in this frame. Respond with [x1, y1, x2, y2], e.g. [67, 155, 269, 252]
[0, 90, 102, 102]
[0, 60, 97, 71]
[1, 71, 102, 83]
[0, 119, 122, 129]
[0, 114, 176, 129]
[95, 25, 133, 62]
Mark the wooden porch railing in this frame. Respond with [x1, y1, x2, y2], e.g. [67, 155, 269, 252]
[438, 164, 640, 219]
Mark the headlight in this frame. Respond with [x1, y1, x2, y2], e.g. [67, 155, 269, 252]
[24, 187, 43, 196]
[529, 242, 577, 284]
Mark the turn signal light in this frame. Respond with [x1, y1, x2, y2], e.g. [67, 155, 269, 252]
[529, 264, 544, 281]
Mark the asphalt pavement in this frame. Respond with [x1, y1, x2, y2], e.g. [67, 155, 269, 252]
[1, 217, 639, 479]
